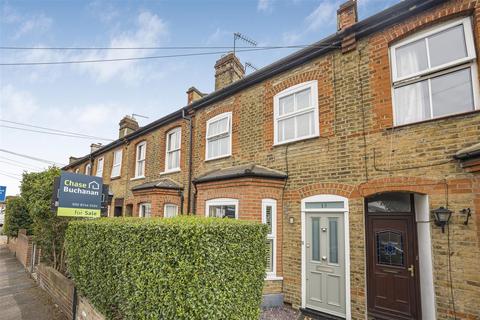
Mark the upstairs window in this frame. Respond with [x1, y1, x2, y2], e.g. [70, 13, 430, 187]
[111, 149, 122, 178]
[96, 157, 104, 177]
[139, 203, 151, 218]
[135, 142, 146, 178]
[164, 204, 178, 218]
[205, 198, 238, 219]
[262, 199, 277, 277]
[85, 163, 91, 175]
[165, 127, 181, 172]
[206, 112, 232, 161]
[74, 168, 80, 174]
[390, 17, 478, 126]
[274, 81, 319, 145]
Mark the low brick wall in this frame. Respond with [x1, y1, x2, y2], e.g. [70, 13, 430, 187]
[7, 229, 33, 270]
[76, 296, 105, 320]
[37, 263, 74, 319]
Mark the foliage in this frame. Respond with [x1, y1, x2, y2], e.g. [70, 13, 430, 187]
[3, 196, 32, 237]
[20, 167, 67, 272]
[65, 217, 268, 320]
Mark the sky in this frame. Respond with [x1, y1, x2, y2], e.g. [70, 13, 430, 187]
[0, 0, 399, 196]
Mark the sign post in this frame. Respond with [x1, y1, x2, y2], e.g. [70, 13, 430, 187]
[56, 171, 103, 218]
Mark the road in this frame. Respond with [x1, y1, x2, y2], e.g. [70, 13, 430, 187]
[0, 242, 65, 320]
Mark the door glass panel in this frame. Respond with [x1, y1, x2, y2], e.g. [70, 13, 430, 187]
[312, 217, 320, 261]
[367, 193, 411, 213]
[329, 218, 338, 264]
[305, 201, 344, 209]
[376, 231, 404, 266]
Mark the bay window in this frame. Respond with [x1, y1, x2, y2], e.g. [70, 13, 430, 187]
[390, 17, 478, 126]
[262, 199, 277, 277]
[164, 204, 178, 218]
[206, 112, 232, 161]
[139, 203, 151, 218]
[274, 81, 319, 145]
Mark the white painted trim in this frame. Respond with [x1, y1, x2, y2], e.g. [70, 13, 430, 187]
[205, 112, 232, 161]
[389, 16, 479, 126]
[111, 149, 122, 178]
[301, 194, 351, 319]
[134, 141, 147, 178]
[138, 202, 151, 218]
[95, 157, 104, 177]
[414, 194, 436, 320]
[164, 203, 179, 218]
[273, 81, 319, 145]
[165, 127, 182, 172]
[205, 198, 239, 219]
[262, 199, 277, 279]
[85, 163, 91, 175]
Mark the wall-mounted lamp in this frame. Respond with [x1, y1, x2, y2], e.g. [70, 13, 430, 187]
[432, 207, 452, 233]
[460, 208, 471, 225]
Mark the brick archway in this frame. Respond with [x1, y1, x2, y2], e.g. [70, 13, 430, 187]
[356, 177, 446, 198]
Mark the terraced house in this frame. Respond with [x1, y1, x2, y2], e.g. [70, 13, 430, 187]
[64, 0, 480, 319]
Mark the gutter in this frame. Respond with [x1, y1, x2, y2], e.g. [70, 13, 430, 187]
[454, 149, 480, 161]
[192, 172, 287, 185]
[63, 0, 446, 170]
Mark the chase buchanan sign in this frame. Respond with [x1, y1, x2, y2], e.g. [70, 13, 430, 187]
[57, 171, 103, 218]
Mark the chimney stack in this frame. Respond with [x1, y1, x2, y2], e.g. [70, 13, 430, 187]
[186, 86, 206, 104]
[90, 143, 102, 153]
[119, 115, 139, 138]
[337, 0, 358, 31]
[214, 52, 245, 91]
[69, 156, 79, 164]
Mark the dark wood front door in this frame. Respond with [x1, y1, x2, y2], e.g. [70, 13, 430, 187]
[365, 193, 421, 320]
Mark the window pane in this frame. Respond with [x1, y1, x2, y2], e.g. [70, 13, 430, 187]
[164, 205, 178, 218]
[208, 117, 228, 137]
[279, 94, 294, 116]
[137, 160, 144, 176]
[219, 136, 229, 156]
[208, 205, 235, 218]
[376, 231, 404, 266]
[265, 205, 273, 235]
[394, 80, 430, 125]
[266, 239, 274, 273]
[305, 201, 344, 209]
[278, 117, 295, 142]
[329, 218, 338, 264]
[429, 25, 468, 68]
[296, 88, 311, 110]
[296, 111, 314, 138]
[367, 193, 411, 213]
[312, 217, 320, 262]
[431, 68, 474, 118]
[395, 39, 428, 78]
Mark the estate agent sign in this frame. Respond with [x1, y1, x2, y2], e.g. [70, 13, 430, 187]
[0, 186, 6, 202]
[57, 171, 103, 218]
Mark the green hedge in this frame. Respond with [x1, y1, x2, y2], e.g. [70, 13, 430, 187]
[3, 197, 32, 237]
[65, 217, 268, 319]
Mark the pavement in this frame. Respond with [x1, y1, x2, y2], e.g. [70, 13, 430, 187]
[0, 243, 65, 320]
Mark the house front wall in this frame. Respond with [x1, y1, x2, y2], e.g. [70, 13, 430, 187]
[190, 1, 480, 318]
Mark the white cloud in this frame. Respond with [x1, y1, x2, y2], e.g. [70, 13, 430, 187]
[305, 1, 337, 32]
[87, 0, 120, 23]
[1, 5, 53, 39]
[206, 28, 229, 45]
[0, 85, 39, 121]
[74, 11, 169, 84]
[257, 0, 274, 12]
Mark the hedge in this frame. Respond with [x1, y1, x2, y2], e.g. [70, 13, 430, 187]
[65, 217, 268, 319]
[3, 196, 32, 237]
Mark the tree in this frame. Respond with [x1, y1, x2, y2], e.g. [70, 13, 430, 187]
[21, 167, 69, 272]
[3, 196, 32, 237]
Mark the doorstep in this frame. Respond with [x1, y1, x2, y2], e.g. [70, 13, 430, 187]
[300, 308, 345, 320]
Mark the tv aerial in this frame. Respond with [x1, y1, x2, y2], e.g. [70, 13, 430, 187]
[233, 32, 257, 55]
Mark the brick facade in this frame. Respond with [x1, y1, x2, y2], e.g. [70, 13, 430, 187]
[65, 1, 480, 318]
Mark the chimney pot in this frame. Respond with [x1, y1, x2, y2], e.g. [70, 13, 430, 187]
[119, 115, 139, 138]
[214, 52, 245, 91]
[337, 0, 358, 31]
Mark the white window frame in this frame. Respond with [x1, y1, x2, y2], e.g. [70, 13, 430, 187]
[273, 80, 319, 146]
[138, 202, 151, 218]
[205, 112, 232, 161]
[134, 141, 146, 179]
[95, 157, 104, 177]
[85, 163, 91, 175]
[165, 127, 181, 173]
[262, 199, 279, 280]
[74, 168, 80, 174]
[111, 149, 122, 178]
[390, 17, 479, 126]
[164, 203, 179, 218]
[205, 198, 238, 219]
